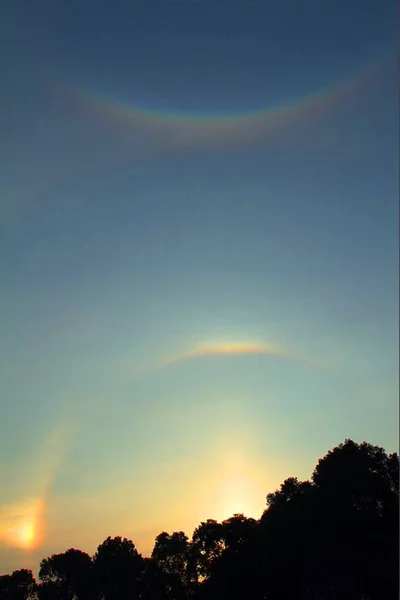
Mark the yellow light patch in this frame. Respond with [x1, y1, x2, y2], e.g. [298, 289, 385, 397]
[0, 498, 43, 550]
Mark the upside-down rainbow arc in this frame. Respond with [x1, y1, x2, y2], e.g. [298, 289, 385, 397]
[62, 54, 388, 153]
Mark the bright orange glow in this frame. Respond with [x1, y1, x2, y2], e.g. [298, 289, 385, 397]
[211, 474, 259, 521]
[185, 438, 275, 525]
[0, 498, 44, 550]
[210, 448, 265, 521]
[11, 519, 35, 550]
[0, 422, 73, 556]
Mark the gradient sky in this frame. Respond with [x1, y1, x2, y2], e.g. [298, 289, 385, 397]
[0, 0, 398, 575]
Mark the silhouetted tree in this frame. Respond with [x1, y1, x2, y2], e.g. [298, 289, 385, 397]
[39, 548, 93, 600]
[220, 514, 257, 551]
[36, 580, 69, 600]
[151, 532, 189, 599]
[198, 514, 258, 600]
[92, 536, 144, 600]
[309, 439, 399, 600]
[189, 520, 224, 584]
[1, 439, 398, 600]
[198, 440, 399, 600]
[254, 439, 400, 600]
[140, 557, 169, 600]
[152, 532, 188, 579]
[0, 570, 36, 600]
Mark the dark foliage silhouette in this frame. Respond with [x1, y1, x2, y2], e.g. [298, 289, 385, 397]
[0, 570, 35, 600]
[152, 532, 189, 599]
[0, 439, 398, 600]
[39, 549, 92, 600]
[93, 536, 144, 600]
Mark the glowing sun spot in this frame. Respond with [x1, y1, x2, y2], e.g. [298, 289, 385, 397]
[15, 520, 36, 550]
[0, 498, 43, 550]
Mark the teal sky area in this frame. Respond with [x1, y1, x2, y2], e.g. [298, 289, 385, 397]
[0, 0, 398, 574]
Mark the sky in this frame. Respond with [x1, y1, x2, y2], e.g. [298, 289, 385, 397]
[0, 0, 398, 575]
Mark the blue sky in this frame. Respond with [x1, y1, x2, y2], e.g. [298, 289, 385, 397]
[0, 0, 398, 574]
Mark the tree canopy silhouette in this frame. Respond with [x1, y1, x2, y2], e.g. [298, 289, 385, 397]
[0, 439, 398, 600]
[39, 548, 92, 600]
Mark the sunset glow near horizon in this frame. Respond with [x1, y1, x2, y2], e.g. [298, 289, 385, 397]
[0, 0, 398, 574]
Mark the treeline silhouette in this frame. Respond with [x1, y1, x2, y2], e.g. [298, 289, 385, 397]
[1, 439, 398, 600]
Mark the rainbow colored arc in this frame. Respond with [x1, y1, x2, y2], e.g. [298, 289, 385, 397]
[62, 55, 386, 152]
